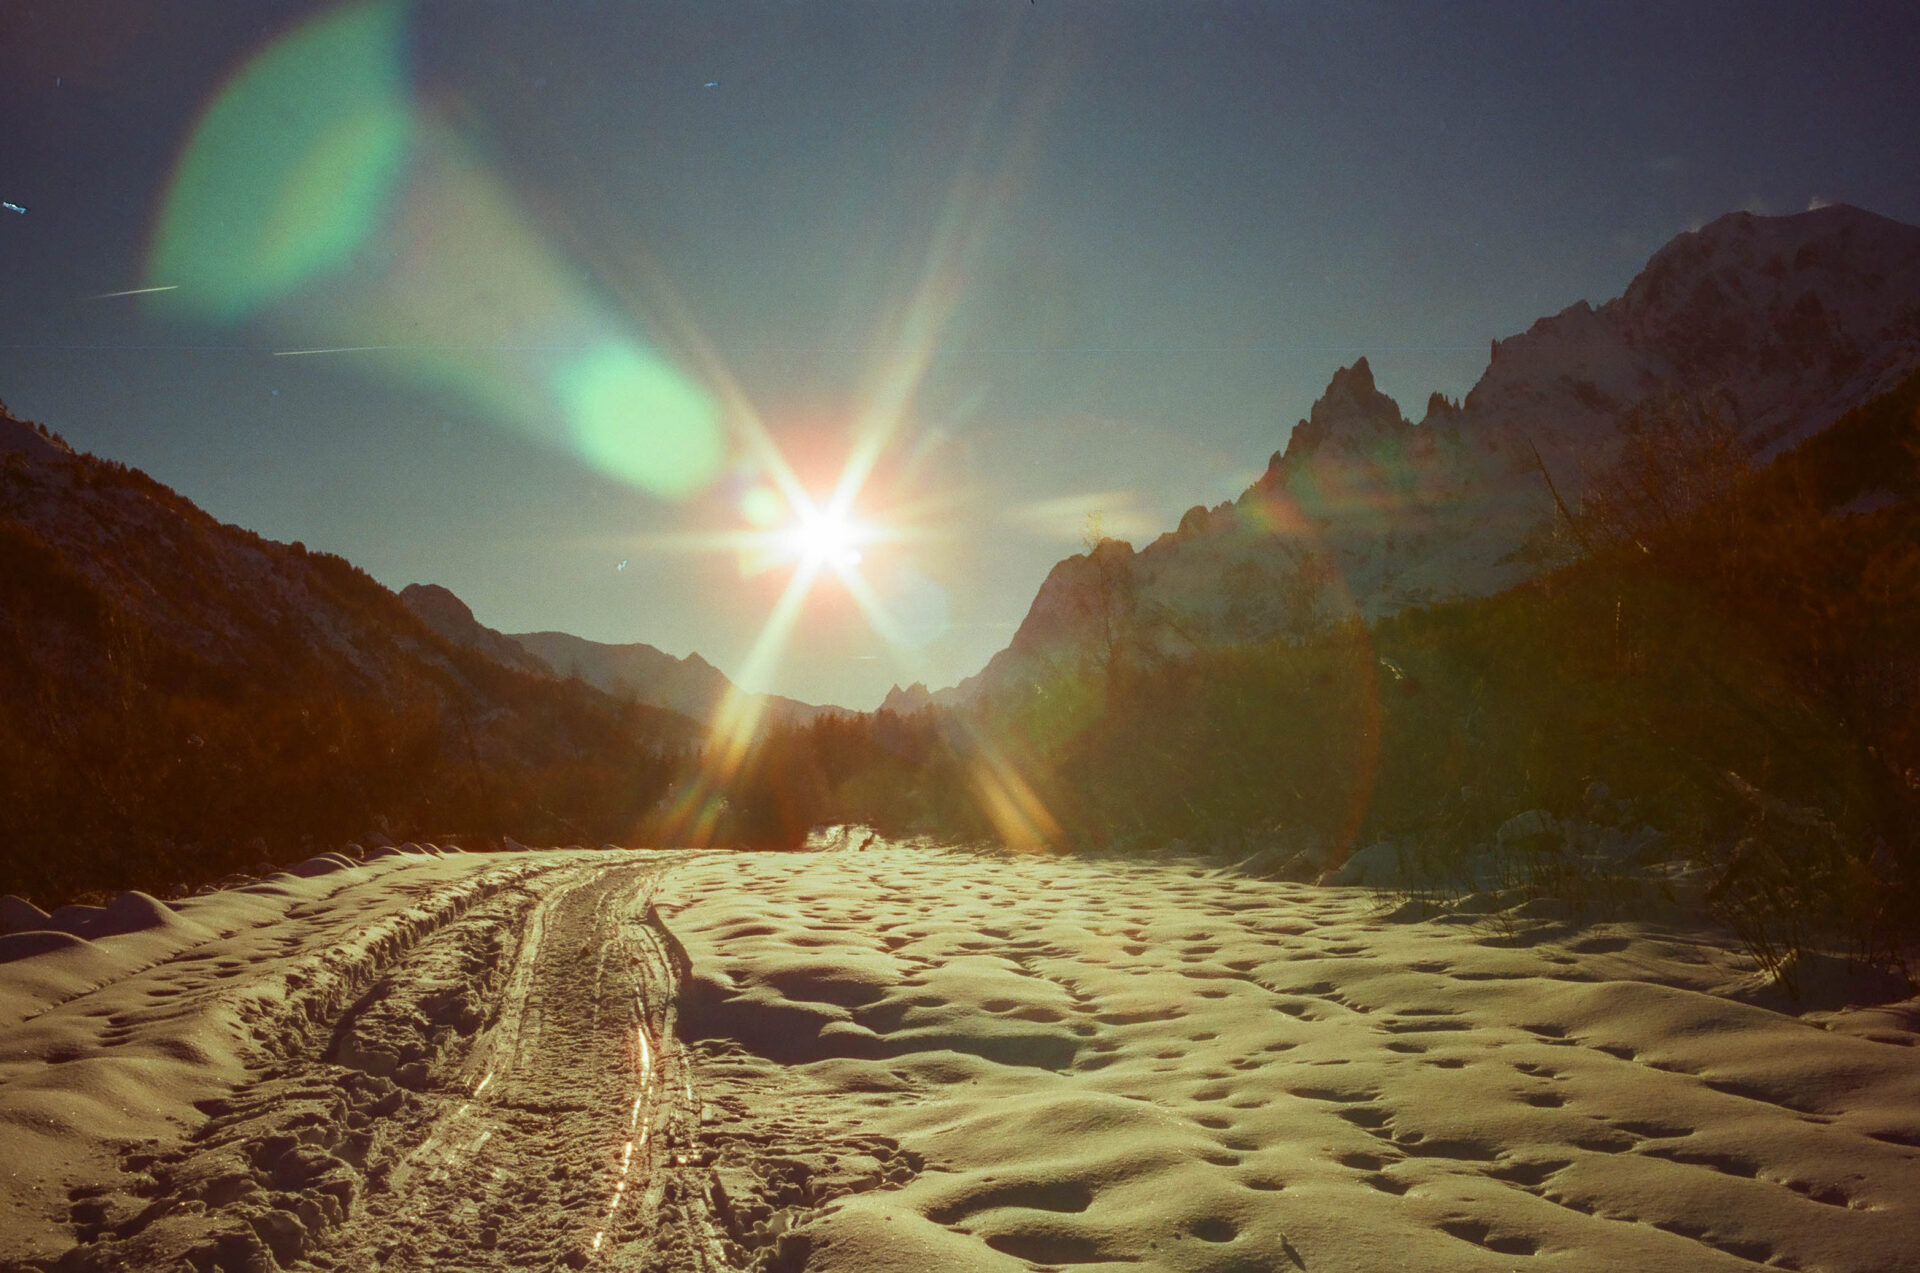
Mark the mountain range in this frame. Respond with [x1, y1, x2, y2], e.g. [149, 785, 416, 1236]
[5, 201, 1917, 865]
[884, 204, 1920, 712]
[399, 583, 834, 728]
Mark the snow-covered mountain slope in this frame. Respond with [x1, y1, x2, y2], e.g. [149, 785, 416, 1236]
[941, 205, 1920, 706]
[1477, 205, 1920, 465]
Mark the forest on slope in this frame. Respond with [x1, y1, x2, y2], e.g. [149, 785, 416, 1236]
[0, 405, 702, 903]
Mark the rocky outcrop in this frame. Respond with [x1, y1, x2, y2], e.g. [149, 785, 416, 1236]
[878, 682, 938, 715]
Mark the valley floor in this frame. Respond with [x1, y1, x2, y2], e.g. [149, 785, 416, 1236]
[3, 841, 1918, 1272]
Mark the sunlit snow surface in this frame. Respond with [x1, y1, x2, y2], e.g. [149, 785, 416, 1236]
[664, 844, 1920, 1273]
[5, 843, 1918, 1271]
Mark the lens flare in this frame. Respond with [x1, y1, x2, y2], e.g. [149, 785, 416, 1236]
[143, 9, 1077, 852]
[969, 748, 1065, 853]
[145, 1, 725, 501]
[740, 485, 785, 527]
[560, 343, 725, 499]
[148, 2, 410, 323]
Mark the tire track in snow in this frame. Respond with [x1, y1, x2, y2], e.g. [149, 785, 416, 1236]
[317, 857, 726, 1271]
[32, 853, 731, 1273]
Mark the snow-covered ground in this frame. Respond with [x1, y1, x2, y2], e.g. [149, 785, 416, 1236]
[0, 846, 708, 1272]
[4, 842, 1918, 1272]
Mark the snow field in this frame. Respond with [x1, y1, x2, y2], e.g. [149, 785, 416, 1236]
[4, 841, 1917, 1272]
[660, 845, 1920, 1273]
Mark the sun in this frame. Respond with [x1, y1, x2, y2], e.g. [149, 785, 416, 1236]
[776, 501, 876, 573]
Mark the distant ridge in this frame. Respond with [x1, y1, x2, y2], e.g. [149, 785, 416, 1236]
[398, 584, 837, 728]
[507, 630, 839, 728]
[398, 584, 553, 677]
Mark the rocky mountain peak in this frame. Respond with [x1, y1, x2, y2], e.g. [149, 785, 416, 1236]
[1279, 357, 1412, 469]
[880, 682, 935, 715]
[399, 582, 477, 629]
[400, 583, 553, 676]
[1420, 392, 1463, 427]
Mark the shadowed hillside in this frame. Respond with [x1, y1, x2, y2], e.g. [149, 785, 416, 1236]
[0, 405, 700, 903]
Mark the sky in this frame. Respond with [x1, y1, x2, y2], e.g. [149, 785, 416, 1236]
[3, 1, 1918, 710]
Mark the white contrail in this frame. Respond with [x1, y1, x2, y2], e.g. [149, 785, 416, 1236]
[90, 284, 178, 299]
[270, 345, 400, 357]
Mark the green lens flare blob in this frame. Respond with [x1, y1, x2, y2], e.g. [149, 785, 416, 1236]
[147, 2, 409, 322]
[741, 485, 785, 527]
[559, 343, 725, 499]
